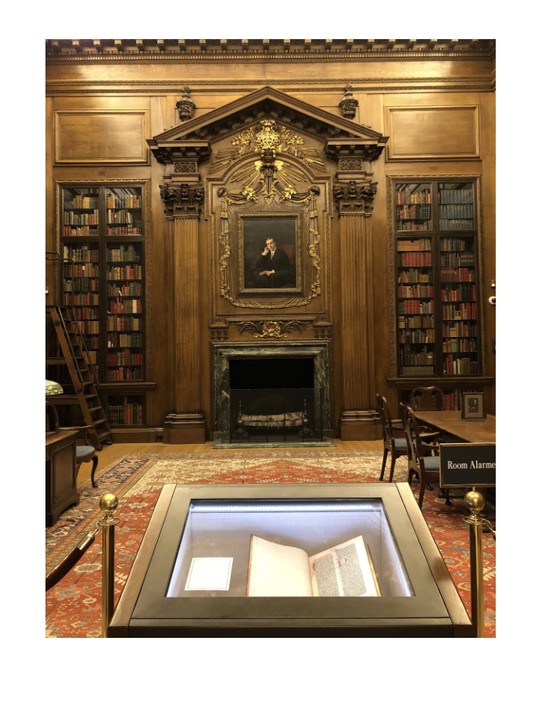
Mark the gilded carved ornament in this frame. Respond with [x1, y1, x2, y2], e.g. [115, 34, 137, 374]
[217, 185, 321, 309]
[236, 319, 307, 339]
[212, 119, 325, 204]
[215, 119, 323, 309]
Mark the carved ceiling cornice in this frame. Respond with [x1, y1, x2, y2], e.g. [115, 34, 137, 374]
[46, 38, 495, 61]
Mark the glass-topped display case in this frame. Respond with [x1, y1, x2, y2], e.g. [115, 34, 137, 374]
[109, 483, 473, 637]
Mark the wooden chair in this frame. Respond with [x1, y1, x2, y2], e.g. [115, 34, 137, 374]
[46, 402, 99, 487]
[402, 405, 450, 509]
[60, 424, 99, 488]
[377, 394, 408, 482]
[410, 385, 444, 411]
[410, 385, 448, 442]
[75, 440, 99, 488]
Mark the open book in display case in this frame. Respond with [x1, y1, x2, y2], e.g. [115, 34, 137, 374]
[108, 483, 474, 637]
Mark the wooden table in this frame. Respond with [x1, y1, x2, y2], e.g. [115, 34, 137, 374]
[46, 429, 79, 526]
[413, 410, 495, 443]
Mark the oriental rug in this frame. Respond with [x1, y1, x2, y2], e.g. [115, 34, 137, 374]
[45, 450, 496, 638]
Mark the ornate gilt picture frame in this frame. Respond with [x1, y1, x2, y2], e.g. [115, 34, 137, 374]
[239, 214, 301, 294]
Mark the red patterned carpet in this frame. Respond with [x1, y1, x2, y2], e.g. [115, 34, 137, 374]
[45, 451, 496, 638]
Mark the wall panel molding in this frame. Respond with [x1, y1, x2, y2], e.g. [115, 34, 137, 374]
[385, 106, 480, 160]
[54, 109, 150, 164]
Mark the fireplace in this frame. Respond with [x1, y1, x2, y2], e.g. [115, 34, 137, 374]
[213, 343, 332, 446]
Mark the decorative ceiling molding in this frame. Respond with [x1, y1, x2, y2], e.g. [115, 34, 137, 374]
[46, 38, 495, 61]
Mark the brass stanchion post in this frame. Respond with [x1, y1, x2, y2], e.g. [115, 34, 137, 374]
[464, 489, 487, 638]
[97, 493, 119, 638]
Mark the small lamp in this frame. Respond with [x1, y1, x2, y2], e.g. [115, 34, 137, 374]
[46, 379, 64, 396]
[46, 379, 64, 432]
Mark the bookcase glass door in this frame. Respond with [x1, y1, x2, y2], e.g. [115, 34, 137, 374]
[397, 238, 435, 376]
[106, 242, 144, 381]
[395, 182, 432, 231]
[60, 184, 146, 426]
[440, 236, 478, 375]
[394, 180, 481, 382]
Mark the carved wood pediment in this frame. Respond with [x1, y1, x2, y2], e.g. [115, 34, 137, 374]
[148, 86, 388, 166]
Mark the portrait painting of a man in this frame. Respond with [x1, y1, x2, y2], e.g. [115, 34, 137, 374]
[241, 216, 298, 291]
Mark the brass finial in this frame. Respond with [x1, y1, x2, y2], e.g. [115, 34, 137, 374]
[98, 493, 119, 526]
[464, 490, 485, 517]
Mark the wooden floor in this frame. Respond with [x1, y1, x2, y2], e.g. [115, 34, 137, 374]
[78, 439, 384, 487]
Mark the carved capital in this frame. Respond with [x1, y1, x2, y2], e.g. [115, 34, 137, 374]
[210, 320, 229, 342]
[333, 180, 378, 216]
[313, 317, 333, 340]
[159, 183, 204, 217]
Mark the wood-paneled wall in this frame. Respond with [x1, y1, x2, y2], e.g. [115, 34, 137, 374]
[45, 39, 496, 441]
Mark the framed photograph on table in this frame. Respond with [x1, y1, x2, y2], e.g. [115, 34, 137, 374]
[239, 214, 301, 294]
[461, 392, 486, 420]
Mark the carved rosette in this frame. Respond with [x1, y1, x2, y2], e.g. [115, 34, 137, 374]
[333, 180, 378, 216]
[159, 183, 204, 217]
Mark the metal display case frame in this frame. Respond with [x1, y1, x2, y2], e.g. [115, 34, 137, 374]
[108, 482, 473, 637]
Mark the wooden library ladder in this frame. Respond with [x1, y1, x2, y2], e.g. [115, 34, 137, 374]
[46, 305, 112, 449]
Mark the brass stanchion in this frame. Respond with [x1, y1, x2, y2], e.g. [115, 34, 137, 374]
[97, 493, 119, 638]
[464, 489, 495, 638]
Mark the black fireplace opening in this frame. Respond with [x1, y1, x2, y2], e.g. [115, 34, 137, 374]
[229, 357, 319, 443]
[230, 358, 314, 389]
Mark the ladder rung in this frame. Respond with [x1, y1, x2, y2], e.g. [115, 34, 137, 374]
[47, 305, 111, 443]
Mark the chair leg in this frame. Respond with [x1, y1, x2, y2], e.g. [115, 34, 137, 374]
[407, 464, 416, 485]
[91, 455, 99, 488]
[418, 480, 426, 509]
[388, 455, 397, 482]
[379, 449, 389, 481]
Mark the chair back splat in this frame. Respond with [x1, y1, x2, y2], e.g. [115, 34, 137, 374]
[410, 385, 444, 411]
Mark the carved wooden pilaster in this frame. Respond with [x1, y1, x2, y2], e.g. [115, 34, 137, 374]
[336, 183, 379, 440]
[162, 195, 206, 443]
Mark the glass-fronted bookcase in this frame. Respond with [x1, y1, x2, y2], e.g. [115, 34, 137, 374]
[391, 179, 484, 409]
[59, 182, 149, 429]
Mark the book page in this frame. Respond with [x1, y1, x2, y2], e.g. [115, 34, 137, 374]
[310, 536, 380, 597]
[247, 535, 313, 596]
